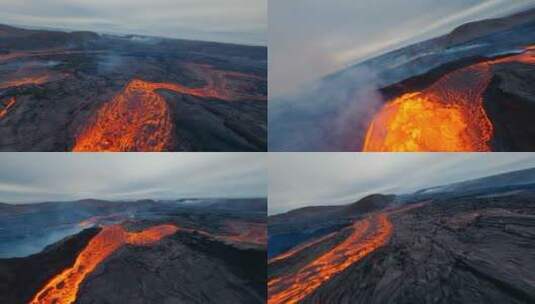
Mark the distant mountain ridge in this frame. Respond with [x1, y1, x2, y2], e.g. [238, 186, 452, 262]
[415, 167, 535, 196]
[271, 194, 395, 222]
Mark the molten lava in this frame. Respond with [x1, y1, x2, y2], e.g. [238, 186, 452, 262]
[268, 232, 337, 265]
[72, 79, 177, 152]
[72, 67, 261, 152]
[184, 63, 266, 102]
[0, 97, 16, 119]
[268, 213, 393, 304]
[363, 46, 535, 152]
[0, 49, 108, 63]
[30, 224, 177, 304]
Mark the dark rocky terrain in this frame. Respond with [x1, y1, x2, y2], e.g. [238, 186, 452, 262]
[269, 168, 535, 303]
[0, 24, 267, 151]
[0, 227, 99, 304]
[0, 198, 267, 304]
[270, 7, 535, 151]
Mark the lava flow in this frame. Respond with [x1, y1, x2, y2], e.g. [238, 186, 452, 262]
[72, 74, 245, 152]
[363, 46, 535, 152]
[0, 74, 53, 89]
[0, 97, 16, 119]
[29, 224, 178, 304]
[72, 80, 177, 152]
[268, 213, 393, 304]
[268, 231, 337, 265]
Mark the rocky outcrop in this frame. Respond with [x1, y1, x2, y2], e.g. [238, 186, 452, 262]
[77, 232, 266, 304]
[485, 62, 535, 151]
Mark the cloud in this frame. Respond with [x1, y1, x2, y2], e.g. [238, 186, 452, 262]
[269, 153, 535, 214]
[0, 0, 266, 45]
[0, 153, 267, 204]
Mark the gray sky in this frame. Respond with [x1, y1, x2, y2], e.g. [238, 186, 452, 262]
[269, 153, 535, 214]
[270, 0, 535, 97]
[0, 0, 266, 45]
[0, 153, 266, 204]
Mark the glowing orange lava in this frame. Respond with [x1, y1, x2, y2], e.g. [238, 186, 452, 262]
[72, 68, 261, 152]
[0, 97, 16, 119]
[268, 213, 393, 304]
[30, 224, 178, 304]
[268, 231, 337, 265]
[72, 79, 177, 152]
[363, 46, 535, 152]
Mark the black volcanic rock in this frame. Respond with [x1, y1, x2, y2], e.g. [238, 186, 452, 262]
[163, 92, 266, 151]
[485, 62, 535, 151]
[77, 232, 266, 304]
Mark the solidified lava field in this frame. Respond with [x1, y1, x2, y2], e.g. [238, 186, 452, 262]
[268, 169, 535, 304]
[0, 24, 267, 152]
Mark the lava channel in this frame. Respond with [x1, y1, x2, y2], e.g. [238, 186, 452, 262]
[268, 231, 337, 265]
[363, 45, 535, 152]
[29, 224, 178, 304]
[268, 213, 393, 304]
[0, 97, 16, 119]
[72, 76, 245, 152]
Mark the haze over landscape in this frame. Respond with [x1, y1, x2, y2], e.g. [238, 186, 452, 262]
[0, 153, 267, 204]
[0, 0, 266, 45]
[270, 0, 535, 96]
[269, 153, 535, 214]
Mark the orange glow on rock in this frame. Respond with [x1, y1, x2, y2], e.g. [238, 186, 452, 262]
[0, 97, 16, 119]
[363, 45, 535, 152]
[268, 213, 393, 304]
[29, 224, 178, 304]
